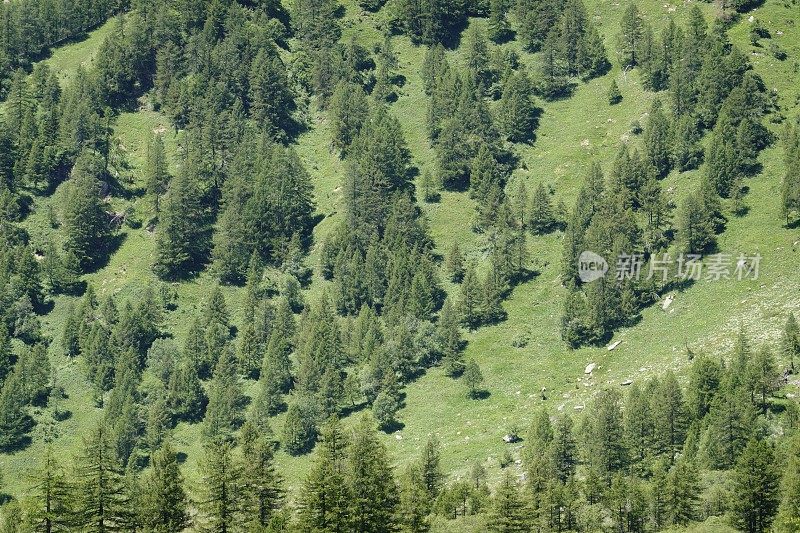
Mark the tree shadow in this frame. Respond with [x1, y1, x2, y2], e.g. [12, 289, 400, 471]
[470, 389, 491, 400]
[379, 420, 405, 433]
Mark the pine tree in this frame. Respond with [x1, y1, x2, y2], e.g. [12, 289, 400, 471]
[702, 375, 757, 469]
[618, 3, 644, 67]
[665, 458, 700, 526]
[498, 70, 536, 142]
[420, 435, 444, 498]
[462, 359, 484, 399]
[72, 424, 132, 531]
[529, 183, 555, 234]
[199, 440, 245, 532]
[651, 371, 689, 461]
[538, 28, 570, 99]
[282, 394, 320, 455]
[298, 417, 351, 531]
[139, 440, 190, 532]
[26, 446, 72, 533]
[347, 414, 400, 532]
[776, 436, 800, 531]
[145, 134, 170, 215]
[153, 164, 209, 280]
[203, 347, 244, 442]
[781, 312, 800, 372]
[240, 436, 284, 529]
[487, 0, 511, 43]
[398, 464, 431, 533]
[643, 99, 672, 178]
[488, 470, 528, 532]
[445, 242, 465, 282]
[62, 150, 111, 269]
[608, 79, 622, 104]
[249, 48, 294, 134]
[0, 371, 33, 450]
[677, 190, 715, 254]
[731, 439, 781, 533]
[782, 124, 800, 225]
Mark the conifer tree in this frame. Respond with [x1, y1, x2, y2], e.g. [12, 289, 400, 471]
[446, 242, 465, 282]
[781, 312, 800, 372]
[62, 150, 111, 269]
[618, 3, 644, 67]
[665, 458, 700, 526]
[282, 394, 320, 455]
[347, 414, 400, 532]
[488, 470, 528, 532]
[538, 28, 570, 99]
[651, 371, 689, 461]
[643, 99, 672, 178]
[776, 436, 800, 531]
[199, 440, 245, 532]
[72, 424, 132, 531]
[731, 439, 781, 533]
[26, 446, 72, 533]
[487, 0, 511, 43]
[249, 48, 294, 134]
[145, 134, 170, 215]
[498, 70, 536, 143]
[608, 79, 622, 104]
[298, 417, 351, 531]
[329, 81, 368, 153]
[240, 436, 284, 529]
[139, 440, 190, 532]
[153, 164, 209, 280]
[529, 183, 555, 234]
[203, 346, 244, 442]
[463, 359, 484, 399]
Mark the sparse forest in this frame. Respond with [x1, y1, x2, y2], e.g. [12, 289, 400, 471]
[0, 0, 799, 531]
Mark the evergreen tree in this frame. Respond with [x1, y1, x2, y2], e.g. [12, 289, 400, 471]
[145, 134, 170, 215]
[528, 183, 555, 234]
[618, 3, 644, 67]
[62, 150, 112, 269]
[26, 446, 72, 533]
[153, 164, 209, 280]
[538, 28, 570, 99]
[665, 458, 700, 526]
[72, 424, 132, 531]
[203, 347, 244, 442]
[445, 242, 465, 282]
[731, 439, 781, 533]
[199, 440, 245, 532]
[139, 441, 190, 532]
[462, 359, 484, 399]
[776, 436, 800, 531]
[498, 70, 536, 142]
[643, 99, 671, 179]
[282, 394, 320, 455]
[298, 417, 351, 531]
[781, 312, 800, 372]
[347, 414, 400, 532]
[608, 79, 622, 104]
[487, 0, 511, 43]
[240, 436, 284, 529]
[488, 470, 528, 532]
[249, 48, 294, 134]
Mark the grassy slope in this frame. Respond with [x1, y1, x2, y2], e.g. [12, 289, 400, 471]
[0, 0, 798, 528]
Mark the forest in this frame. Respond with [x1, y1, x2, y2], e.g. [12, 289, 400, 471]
[0, 0, 799, 530]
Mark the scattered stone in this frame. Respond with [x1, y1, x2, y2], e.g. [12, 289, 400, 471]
[607, 340, 622, 351]
[639, 367, 647, 372]
[748, 15, 755, 22]
[662, 294, 674, 310]
[621, 379, 633, 386]
[585, 363, 597, 374]
[574, 404, 585, 411]
[395, 433, 402, 440]
[503, 434, 520, 444]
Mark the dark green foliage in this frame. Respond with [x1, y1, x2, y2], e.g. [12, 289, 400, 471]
[240, 436, 284, 529]
[607, 79, 622, 105]
[145, 134, 169, 215]
[249, 47, 295, 135]
[528, 183, 556, 235]
[298, 417, 351, 530]
[395, 0, 466, 45]
[198, 440, 246, 532]
[72, 424, 132, 531]
[203, 346, 245, 442]
[731, 439, 781, 533]
[497, 70, 536, 143]
[488, 470, 527, 532]
[347, 414, 400, 532]
[138, 441, 191, 532]
[26, 446, 72, 532]
[282, 394, 320, 455]
[618, 3, 644, 67]
[153, 164, 209, 280]
[373, 390, 400, 430]
[782, 124, 800, 224]
[462, 359, 484, 398]
[643, 99, 671, 178]
[329, 81, 369, 153]
[62, 150, 112, 270]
